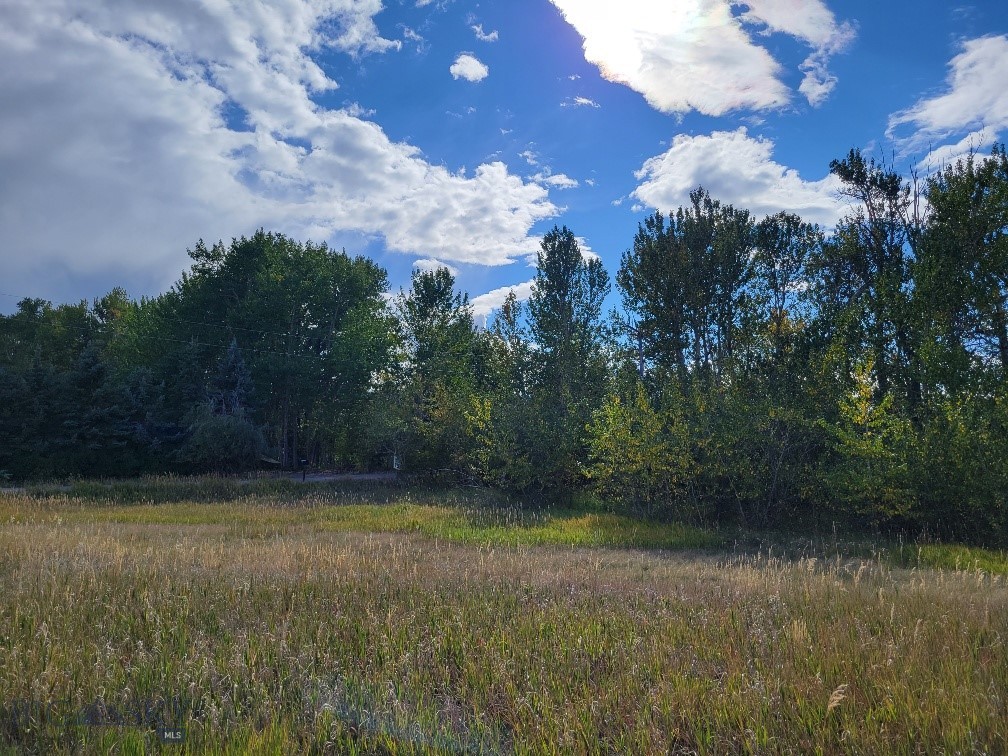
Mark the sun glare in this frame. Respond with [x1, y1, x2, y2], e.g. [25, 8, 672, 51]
[550, 0, 710, 82]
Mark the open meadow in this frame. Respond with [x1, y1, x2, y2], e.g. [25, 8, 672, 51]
[1, 480, 1006, 754]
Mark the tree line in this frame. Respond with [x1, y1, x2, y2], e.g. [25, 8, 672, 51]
[2, 147, 1006, 542]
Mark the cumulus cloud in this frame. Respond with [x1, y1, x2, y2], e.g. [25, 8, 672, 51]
[632, 128, 844, 227]
[547, 0, 853, 115]
[470, 280, 536, 320]
[0, 0, 555, 305]
[413, 258, 460, 277]
[449, 53, 489, 82]
[888, 35, 1008, 153]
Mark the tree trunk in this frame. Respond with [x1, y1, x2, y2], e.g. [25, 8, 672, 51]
[994, 295, 1008, 381]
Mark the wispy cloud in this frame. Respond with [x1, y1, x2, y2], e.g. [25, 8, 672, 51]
[402, 26, 427, 54]
[887, 35, 1008, 155]
[532, 171, 579, 190]
[563, 96, 600, 108]
[471, 23, 499, 42]
[344, 102, 376, 119]
[739, 0, 856, 105]
[519, 149, 540, 166]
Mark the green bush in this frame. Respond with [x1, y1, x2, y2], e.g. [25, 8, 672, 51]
[177, 405, 265, 474]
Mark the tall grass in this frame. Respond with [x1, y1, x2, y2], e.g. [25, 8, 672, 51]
[1, 486, 1006, 753]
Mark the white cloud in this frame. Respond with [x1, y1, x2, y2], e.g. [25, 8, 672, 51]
[632, 128, 844, 227]
[547, 174, 579, 189]
[738, 0, 843, 46]
[577, 239, 599, 261]
[413, 258, 460, 277]
[916, 128, 996, 171]
[470, 280, 535, 319]
[739, 0, 855, 104]
[522, 236, 599, 267]
[888, 35, 1008, 153]
[532, 171, 579, 190]
[471, 23, 498, 42]
[0, 0, 557, 304]
[563, 96, 600, 108]
[402, 26, 427, 53]
[344, 102, 376, 118]
[519, 149, 540, 166]
[449, 53, 489, 82]
[547, 0, 853, 115]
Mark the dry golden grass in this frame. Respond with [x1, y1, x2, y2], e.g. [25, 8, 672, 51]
[1, 488, 1006, 753]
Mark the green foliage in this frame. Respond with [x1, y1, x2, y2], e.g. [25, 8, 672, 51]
[586, 381, 692, 517]
[381, 267, 478, 475]
[917, 144, 1008, 393]
[751, 211, 821, 369]
[823, 149, 921, 410]
[822, 360, 918, 524]
[526, 225, 611, 488]
[134, 231, 397, 469]
[465, 291, 539, 491]
[3, 146, 1008, 546]
[178, 404, 265, 474]
[911, 394, 1008, 542]
[618, 188, 754, 384]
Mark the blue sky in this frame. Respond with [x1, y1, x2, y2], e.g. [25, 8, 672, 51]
[1, 0, 1006, 320]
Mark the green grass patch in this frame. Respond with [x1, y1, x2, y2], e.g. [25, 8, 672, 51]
[887, 541, 1008, 574]
[7, 495, 723, 553]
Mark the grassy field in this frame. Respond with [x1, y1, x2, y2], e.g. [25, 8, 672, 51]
[1, 480, 1006, 753]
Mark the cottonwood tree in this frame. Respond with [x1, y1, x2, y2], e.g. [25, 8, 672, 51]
[390, 266, 478, 474]
[527, 226, 610, 489]
[127, 231, 396, 469]
[817, 149, 923, 413]
[466, 290, 539, 490]
[618, 188, 754, 387]
[917, 144, 1008, 393]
